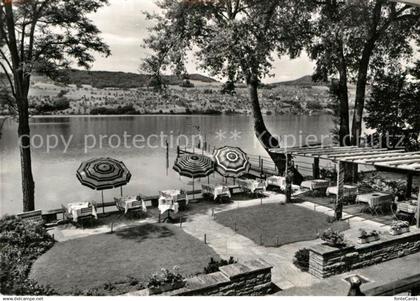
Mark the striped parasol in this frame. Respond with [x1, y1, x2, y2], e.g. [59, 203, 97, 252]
[213, 146, 250, 178]
[173, 154, 214, 179]
[76, 157, 132, 212]
[77, 157, 131, 190]
[173, 154, 214, 199]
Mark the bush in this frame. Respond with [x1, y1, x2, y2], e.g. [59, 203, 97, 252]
[35, 98, 70, 112]
[293, 249, 310, 272]
[320, 167, 337, 182]
[320, 228, 345, 248]
[358, 229, 379, 239]
[90, 104, 138, 115]
[180, 80, 194, 88]
[204, 257, 237, 274]
[147, 267, 184, 288]
[358, 173, 408, 200]
[0, 215, 56, 295]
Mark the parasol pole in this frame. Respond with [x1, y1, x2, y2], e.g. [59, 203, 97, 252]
[120, 186, 123, 197]
[417, 191, 419, 229]
[166, 140, 169, 176]
[192, 176, 195, 201]
[101, 190, 105, 214]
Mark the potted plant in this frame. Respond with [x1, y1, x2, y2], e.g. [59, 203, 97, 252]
[357, 229, 380, 244]
[389, 221, 410, 236]
[147, 266, 185, 295]
[320, 228, 346, 248]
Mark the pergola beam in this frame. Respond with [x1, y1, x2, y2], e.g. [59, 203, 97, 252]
[269, 146, 360, 154]
[300, 148, 381, 156]
[376, 158, 420, 167]
[360, 154, 420, 163]
[320, 148, 389, 157]
[390, 0, 420, 8]
[375, 162, 420, 171]
[331, 149, 403, 159]
[340, 151, 420, 162]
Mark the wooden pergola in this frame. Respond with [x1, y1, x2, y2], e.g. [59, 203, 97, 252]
[269, 146, 420, 227]
[391, 0, 420, 8]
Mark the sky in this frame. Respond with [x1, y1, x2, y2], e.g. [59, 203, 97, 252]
[88, 0, 316, 83]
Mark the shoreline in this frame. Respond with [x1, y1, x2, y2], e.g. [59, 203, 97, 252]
[0, 111, 332, 119]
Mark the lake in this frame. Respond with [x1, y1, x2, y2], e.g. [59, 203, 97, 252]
[0, 114, 335, 214]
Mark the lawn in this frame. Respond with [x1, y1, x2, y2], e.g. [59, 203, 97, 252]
[215, 203, 349, 247]
[29, 224, 219, 295]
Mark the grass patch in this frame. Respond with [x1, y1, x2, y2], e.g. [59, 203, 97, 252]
[215, 203, 349, 247]
[29, 223, 219, 295]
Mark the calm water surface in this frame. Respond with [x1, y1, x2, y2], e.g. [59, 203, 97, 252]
[0, 114, 334, 214]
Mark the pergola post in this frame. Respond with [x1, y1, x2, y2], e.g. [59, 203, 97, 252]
[313, 157, 320, 179]
[352, 163, 358, 183]
[335, 161, 344, 221]
[406, 173, 413, 198]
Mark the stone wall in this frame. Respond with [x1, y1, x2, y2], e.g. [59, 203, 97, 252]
[309, 231, 420, 278]
[126, 258, 273, 296]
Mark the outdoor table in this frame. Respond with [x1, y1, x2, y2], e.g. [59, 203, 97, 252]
[158, 189, 187, 215]
[202, 184, 231, 201]
[66, 201, 97, 223]
[159, 189, 189, 205]
[300, 179, 330, 191]
[356, 192, 393, 215]
[326, 185, 358, 198]
[396, 200, 419, 223]
[158, 198, 179, 215]
[397, 200, 418, 214]
[265, 176, 286, 189]
[237, 179, 266, 194]
[115, 196, 147, 214]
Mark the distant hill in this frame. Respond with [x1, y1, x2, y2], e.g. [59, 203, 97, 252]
[268, 75, 328, 87]
[52, 70, 217, 89]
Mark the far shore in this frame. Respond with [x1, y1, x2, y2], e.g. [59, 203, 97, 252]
[0, 111, 331, 119]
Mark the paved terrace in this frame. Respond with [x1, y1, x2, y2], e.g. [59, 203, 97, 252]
[179, 192, 419, 291]
[48, 192, 420, 294]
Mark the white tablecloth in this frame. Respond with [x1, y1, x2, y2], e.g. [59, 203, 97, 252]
[326, 185, 358, 197]
[116, 196, 147, 214]
[158, 198, 179, 214]
[266, 176, 286, 189]
[301, 179, 330, 191]
[202, 184, 231, 200]
[159, 190, 189, 205]
[356, 192, 393, 207]
[67, 202, 97, 222]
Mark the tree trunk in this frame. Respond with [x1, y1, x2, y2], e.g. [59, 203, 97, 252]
[337, 45, 351, 146]
[351, 0, 382, 145]
[247, 76, 285, 173]
[351, 55, 370, 146]
[351, 41, 376, 146]
[3, 0, 36, 211]
[247, 76, 303, 186]
[17, 97, 35, 212]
